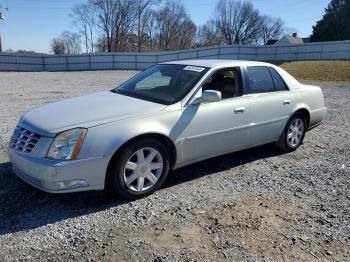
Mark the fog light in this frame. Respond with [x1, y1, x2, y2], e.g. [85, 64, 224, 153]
[44, 180, 89, 190]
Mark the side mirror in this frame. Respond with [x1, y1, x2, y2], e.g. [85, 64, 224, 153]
[200, 90, 222, 103]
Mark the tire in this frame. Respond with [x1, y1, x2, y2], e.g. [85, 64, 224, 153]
[106, 138, 170, 199]
[276, 113, 306, 152]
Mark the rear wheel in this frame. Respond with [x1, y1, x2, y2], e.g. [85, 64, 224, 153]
[106, 138, 170, 199]
[276, 113, 306, 152]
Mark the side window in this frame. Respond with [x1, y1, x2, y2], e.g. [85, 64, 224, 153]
[201, 67, 242, 99]
[269, 67, 288, 91]
[246, 66, 275, 94]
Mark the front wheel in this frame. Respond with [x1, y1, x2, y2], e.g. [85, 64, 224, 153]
[276, 113, 306, 152]
[107, 138, 170, 199]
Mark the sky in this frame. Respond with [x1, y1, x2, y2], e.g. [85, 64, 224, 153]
[0, 0, 331, 53]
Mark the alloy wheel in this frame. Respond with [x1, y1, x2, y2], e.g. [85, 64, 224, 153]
[287, 118, 304, 148]
[123, 147, 163, 192]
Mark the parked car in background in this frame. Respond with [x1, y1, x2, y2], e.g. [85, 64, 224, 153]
[9, 60, 327, 199]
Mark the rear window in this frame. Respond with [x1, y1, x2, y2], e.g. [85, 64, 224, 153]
[269, 67, 288, 91]
[246, 66, 275, 93]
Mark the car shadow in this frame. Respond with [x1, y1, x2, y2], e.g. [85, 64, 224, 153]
[163, 144, 286, 189]
[0, 144, 285, 236]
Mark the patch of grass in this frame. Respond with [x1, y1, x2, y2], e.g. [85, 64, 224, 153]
[280, 61, 350, 84]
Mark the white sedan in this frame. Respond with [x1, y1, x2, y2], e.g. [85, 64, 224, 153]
[9, 60, 327, 199]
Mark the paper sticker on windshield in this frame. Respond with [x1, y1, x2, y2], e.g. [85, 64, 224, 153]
[184, 66, 205, 72]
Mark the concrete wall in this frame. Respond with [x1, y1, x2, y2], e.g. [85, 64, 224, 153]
[1, 40, 349, 72]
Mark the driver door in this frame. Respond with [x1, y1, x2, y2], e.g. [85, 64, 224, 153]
[174, 67, 251, 164]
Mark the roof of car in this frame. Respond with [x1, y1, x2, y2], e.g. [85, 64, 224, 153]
[161, 59, 272, 68]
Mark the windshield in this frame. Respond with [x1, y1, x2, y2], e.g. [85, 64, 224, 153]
[112, 64, 208, 105]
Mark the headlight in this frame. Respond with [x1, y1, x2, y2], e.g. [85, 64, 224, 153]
[47, 128, 87, 160]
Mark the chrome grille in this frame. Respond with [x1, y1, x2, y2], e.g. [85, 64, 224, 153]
[10, 126, 41, 153]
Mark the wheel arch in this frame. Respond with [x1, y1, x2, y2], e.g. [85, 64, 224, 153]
[293, 108, 310, 127]
[104, 133, 177, 189]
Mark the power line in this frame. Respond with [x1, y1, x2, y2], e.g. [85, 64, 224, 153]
[284, 15, 322, 24]
[6, 0, 328, 17]
[10, 0, 81, 2]
[8, 6, 71, 10]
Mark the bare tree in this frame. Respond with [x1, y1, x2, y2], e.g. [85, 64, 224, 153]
[51, 38, 66, 55]
[155, 0, 196, 50]
[90, 0, 117, 52]
[95, 34, 108, 52]
[72, 3, 96, 53]
[69, 0, 226, 52]
[69, 0, 286, 52]
[135, 0, 160, 52]
[91, 0, 137, 52]
[259, 16, 284, 44]
[216, 0, 263, 45]
[145, 10, 158, 50]
[16, 49, 35, 53]
[113, 0, 136, 51]
[178, 20, 197, 49]
[51, 31, 82, 55]
[196, 19, 224, 47]
[61, 31, 82, 54]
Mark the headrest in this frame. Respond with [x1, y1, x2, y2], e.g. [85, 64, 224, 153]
[221, 71, 235, 78]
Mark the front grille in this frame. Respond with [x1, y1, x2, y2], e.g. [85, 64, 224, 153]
[10, 126, 41, 153]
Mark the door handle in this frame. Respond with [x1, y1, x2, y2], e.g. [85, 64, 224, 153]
[283, 100, 291, 105]
[234, 107, 245, 113]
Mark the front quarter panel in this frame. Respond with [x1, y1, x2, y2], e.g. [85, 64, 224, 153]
[78, 105, 182, 162]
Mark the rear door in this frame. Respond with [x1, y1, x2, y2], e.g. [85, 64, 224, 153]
[245, 66, 295, 147]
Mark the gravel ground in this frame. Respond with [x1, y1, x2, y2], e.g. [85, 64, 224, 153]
[0, 71, 349, 261]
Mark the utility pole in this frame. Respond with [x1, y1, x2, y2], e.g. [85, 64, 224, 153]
[0, 5, 8, 53]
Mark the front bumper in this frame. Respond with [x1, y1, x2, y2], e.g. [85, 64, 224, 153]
[9, 148, 107, 193]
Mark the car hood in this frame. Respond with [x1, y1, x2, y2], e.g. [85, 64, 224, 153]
[20, 91, 166, 137]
